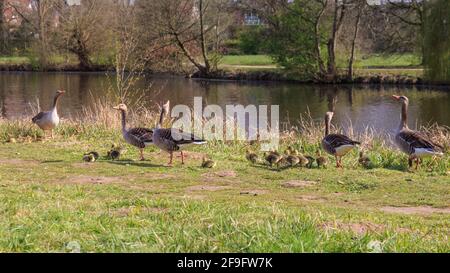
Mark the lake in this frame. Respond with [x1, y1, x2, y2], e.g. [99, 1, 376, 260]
[1, 72, 449, 136]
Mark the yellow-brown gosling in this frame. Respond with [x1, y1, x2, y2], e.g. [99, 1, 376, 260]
[246, 149, 259, 164]
[201, 156, 216, 168]
[265, 151, 283, 168]
[316, 150, 328, 168]
[358, 151, 372, 168]
[87, 151, 100, 161]
[83, 154, 96, 163]
[286, 155, 300, 167]
[297, 153, 310, 167]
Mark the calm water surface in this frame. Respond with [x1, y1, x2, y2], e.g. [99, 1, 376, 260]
[1, 72, 449, 135]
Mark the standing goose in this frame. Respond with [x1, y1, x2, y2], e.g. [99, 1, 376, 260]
[32, 90, 65, 139]
[113, 104, 153, 161]
[392, 95, 444, 169]
[322, 112, 360, 168]
[152, 101, 206, 166]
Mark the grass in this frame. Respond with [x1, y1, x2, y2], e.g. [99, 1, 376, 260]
[0, 111, 449, 253]
[221, 54, 421, 68]
[221, 55, 275, 66]
[353, 54, 422, 68]
[0, 55, 112, 68]
[0, 56, 30, 65]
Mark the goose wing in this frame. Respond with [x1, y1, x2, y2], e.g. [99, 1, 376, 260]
[129, 128, 153, 142]
[157, 128, 206, 145]
[125, 127, 153, 148]
[32, 112, 47, 123]
[398, 130, 443, 154]
[323, 134, 360, 154]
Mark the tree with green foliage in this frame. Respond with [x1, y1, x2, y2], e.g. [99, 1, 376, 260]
[423, 0, 450, 83]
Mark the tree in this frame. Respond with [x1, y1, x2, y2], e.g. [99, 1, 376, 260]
[143, 0, 233, 77]
[0, 0, 5, 54]
[347, 0, 366, 80]
[423, 0, 450, 83]
[56, 0, 107, 69]
[385, 0, 425, 62]
[8, 0, 63, 68]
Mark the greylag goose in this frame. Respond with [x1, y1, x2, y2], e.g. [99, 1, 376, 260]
[113, 104, 153, 161]
[32, 90, 65, 138]
[392, 95, 444, 169]
[322, 112, 360, 168]
[152, 101, 207, 166]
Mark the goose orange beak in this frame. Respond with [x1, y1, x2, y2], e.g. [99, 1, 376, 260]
[392, 95, 401, 100]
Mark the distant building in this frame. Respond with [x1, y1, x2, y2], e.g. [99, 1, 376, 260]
[3, 0, 32, 27]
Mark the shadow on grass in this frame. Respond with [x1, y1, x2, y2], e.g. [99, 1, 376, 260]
[41, 160, 64, 164]
[106, 160, 164, 168]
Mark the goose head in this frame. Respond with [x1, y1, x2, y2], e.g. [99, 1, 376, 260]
[113, 104, 128, 112]
[392, 95, 409, 104]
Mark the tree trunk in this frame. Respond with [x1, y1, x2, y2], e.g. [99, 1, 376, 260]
[348, 3, 363, 81]
[0, 0, 5, 54]
[314, 2, 327, 76]
[327, 0, 346, 79]
[37, 1, 49, 69]
[198, 0, 211, 75]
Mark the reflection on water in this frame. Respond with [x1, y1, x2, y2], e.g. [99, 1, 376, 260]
[1, 72, 449, 135]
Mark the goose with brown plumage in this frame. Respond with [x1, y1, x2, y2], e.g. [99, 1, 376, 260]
[321, 112, 360, 168]
[113, 104, 153, 161]
[32, 90, 65, 139]
[152, 101, 207, 166]
[392, 95, 444, 169]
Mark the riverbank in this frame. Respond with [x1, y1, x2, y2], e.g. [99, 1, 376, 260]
[0, 118, 449, 252]
[2, 55, 448, 85]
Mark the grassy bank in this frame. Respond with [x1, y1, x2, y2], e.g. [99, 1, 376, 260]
[0, 114, 449, 252]
[221, 54, 421, 68]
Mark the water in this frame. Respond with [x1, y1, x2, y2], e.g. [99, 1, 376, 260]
[1, 72, 449, 135]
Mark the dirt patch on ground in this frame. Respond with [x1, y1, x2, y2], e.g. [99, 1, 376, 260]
[59, 175, 121, 185]
[320, 221, 411, 235]
[0, 159, 40, 166]
[187, 185, 232, 192]
[297, 195, 328, 202]
[320, 222, 386, 235]
[202, 171, 237, 178]
[138, 173, 177, 181]
[282, 180, 317, 188]
[380, 206, 450, 215]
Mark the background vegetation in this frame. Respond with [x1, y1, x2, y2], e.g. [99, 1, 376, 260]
[0, 0, 448, 82]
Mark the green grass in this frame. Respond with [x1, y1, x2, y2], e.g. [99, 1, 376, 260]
[0, 121, 448, 253]
[221, 55, 275, 66]
[0, 56, 30, 65]
[221, 54, 421, 68]
[353, 54, 422, 68]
